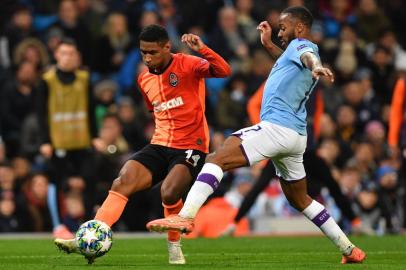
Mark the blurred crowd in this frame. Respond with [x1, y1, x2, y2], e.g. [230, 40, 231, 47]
[0, 0, 406, 236]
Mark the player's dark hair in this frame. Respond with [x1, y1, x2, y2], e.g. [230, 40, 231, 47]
[282, 6, 313, 28]
[139, 24, 169, 45]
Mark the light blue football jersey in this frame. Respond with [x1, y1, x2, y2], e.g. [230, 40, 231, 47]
[260, 38, 319, 135]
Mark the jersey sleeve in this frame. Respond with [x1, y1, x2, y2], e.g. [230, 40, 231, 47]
[188, 46, 231, 78]
[288, 39, 317, 68]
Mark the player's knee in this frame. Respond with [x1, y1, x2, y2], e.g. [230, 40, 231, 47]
[160, 184, 181, 205]
[205, 153, 225, 170]
[111, 173, 135, 197]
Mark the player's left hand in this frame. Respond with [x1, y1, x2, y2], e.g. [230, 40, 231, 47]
[181, 33, 205, 51]
[312, 67, 334, 82]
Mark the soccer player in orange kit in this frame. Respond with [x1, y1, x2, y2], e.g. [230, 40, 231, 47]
[55, 24, 231, 264]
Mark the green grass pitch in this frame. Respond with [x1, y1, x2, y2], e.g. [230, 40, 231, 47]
[0, 235, 405, 269]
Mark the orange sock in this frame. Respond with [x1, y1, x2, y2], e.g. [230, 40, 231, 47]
[95, 190, 128, 227]
[163, 199, 183, 242]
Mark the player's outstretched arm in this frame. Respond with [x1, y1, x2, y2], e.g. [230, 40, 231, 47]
[300, 52, 334, 82]
[257, 21, 283, 60]
[181, 33, 231, 77]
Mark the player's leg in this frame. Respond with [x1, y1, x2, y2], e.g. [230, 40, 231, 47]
[304, 151, 361, 230]
[55, 159, 152, 252]
[94, 159, 152, 226]
[160, 164, 194, 264]
[147, 123, 271, 232]
[276, 155, 366, 263]
[55, 145, 160, 255]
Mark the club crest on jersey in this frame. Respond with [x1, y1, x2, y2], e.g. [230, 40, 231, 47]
[169, 72, 178, 87]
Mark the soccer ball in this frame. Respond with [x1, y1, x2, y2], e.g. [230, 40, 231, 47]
[75, 220, 113, 259]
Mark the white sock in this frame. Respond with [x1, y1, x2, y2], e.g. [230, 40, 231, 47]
[179, 163, 223, 219]
[302, 200, 354, 255]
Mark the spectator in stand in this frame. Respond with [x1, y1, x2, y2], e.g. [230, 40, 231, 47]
[23, 173, 53, 232]
[364, 120, 389, 162]
[36, 38, 98, 238]
[116, 97, 148, 152]
[3, 5, 36, 65]
[368, 45, 395, 106]
[93, 79, 118, 130]
[335, 104, 359, 144]
[325, 24, 367, 84]
[49, 0, 91, 65]
[62, 191, 86, 232]
[92, 13, 134, 76]
[216, 74, 249, 132]
[44, 27, 65, 65]
[337, 166, 377, 234]
[0, 193, 21, 232]
[0, 61, 38, 158]
[158, 0, 184, 52]
[13, 38, 49, 71]
[375, 164, 401, 233]
[209, 6, 250, 73]
[320, 0, 356, 39]
[355, 0, 391, 44]
[235, 0, 260, 47]
[341, 81, 378, 132]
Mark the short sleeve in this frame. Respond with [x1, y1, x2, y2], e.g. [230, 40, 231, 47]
[288, 39, 316, 67]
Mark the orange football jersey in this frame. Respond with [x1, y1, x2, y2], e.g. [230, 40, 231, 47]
[138, 46, 231, 153]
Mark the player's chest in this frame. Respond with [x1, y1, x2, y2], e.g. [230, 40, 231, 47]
[142, 71, 195, 102]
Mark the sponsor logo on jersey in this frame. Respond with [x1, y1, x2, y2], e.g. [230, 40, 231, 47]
[169, 72, 178, 87]
[152, 96, 184, 112]
[296, 44, 308, 51]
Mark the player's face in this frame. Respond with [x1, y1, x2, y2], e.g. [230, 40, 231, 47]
[277, 13, 297, 48]
[140, 40, 171, 71]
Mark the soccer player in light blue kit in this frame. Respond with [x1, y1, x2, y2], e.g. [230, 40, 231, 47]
[147, 6, 366, 264]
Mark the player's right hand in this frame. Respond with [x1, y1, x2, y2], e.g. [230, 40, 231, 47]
[181, 33, 205, 51]
[257, 21, 272, 47]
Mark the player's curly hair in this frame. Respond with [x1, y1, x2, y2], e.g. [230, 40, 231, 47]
[282, 6, 313, 28]
[139, 24, 169, 45]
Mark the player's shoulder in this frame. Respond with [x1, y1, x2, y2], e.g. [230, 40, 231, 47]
[289, 38, 318, 53]
[137, 68, 150, 83]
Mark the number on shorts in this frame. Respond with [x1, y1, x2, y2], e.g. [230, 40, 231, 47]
[185, 149, 201, 167]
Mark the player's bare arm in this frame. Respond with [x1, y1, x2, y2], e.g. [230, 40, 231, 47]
[300, 52, 334, 82]
[257, 21, 283, 60]
[181, 33, 205, 51]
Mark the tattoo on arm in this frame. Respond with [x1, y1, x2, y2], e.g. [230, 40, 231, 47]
[300, 52, 322, 71]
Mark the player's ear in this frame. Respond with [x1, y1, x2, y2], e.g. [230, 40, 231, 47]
[296, 22, 304, 35]
[163, 41, 171, 52]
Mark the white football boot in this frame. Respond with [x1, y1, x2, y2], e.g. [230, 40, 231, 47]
[54, 238, 79, 254]
[167, 240, 186, 264]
